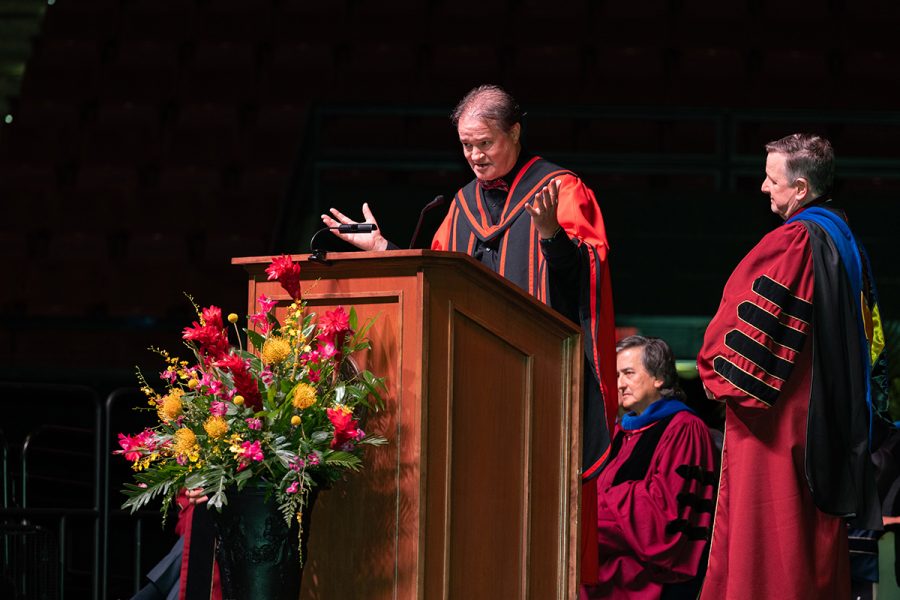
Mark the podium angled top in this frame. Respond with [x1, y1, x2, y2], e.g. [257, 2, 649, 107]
[232, 249, 581, 335]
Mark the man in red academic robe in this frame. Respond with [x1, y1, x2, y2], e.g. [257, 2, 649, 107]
[698, 133, 888, 599]
[322, 84, 618, 587]
[586, 335, 716, 599]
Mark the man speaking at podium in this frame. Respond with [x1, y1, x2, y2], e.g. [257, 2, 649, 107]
[321, 84, 617, 588]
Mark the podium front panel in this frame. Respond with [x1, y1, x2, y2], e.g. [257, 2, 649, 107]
[236, 251, 582, 600]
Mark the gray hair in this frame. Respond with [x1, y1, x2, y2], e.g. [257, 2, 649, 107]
[615, 335, 686, 401]
[450, 84, 523, 133]
[765, 133, 834, 198]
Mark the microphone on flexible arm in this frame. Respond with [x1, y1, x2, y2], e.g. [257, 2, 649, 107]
[308, 223, 379, 264]
[409, 195, 447, 249]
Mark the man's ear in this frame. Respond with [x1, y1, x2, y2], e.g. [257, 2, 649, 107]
[511, 123, 521, 144]
[795, 177, 810, 202]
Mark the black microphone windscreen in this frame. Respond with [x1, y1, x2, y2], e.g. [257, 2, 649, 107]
[409, 195, 447, 249]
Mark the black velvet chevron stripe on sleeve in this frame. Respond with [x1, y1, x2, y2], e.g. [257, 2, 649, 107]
[676, 492, 716, 513]
[737, 302, 806, 352]
[665, 519, 711, 541]
[675, 464, 717, 487]
[724, 330, 794, 382]
[713, 356, 780, 405]
[752, 275, 814, 323]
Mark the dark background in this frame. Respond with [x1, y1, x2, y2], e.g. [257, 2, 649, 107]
[1, 0, 899, 597]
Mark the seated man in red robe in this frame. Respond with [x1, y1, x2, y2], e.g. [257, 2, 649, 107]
[586, 335, 717, 599]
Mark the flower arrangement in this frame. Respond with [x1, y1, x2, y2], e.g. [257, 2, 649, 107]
[116, 255, 387, 551]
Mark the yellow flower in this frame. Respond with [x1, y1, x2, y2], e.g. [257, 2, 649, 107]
[227, 313, 239, 323]
[292, 383, 317, 409]
[203, 416, 229, 439]
[187, 379, 200, 389]
[173, 428, 197, 456]
[291, 415, 301, 426]
[262, 337, 292, 365]
[157, 389, 184, 422]
[233, 395, 244, 406]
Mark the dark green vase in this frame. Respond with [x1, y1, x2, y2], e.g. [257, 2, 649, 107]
[211, 486, 317, 600]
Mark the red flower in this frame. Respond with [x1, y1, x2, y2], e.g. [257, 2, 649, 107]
[318, 307, 351, 337]
[183, 306, 230, 364]
[213, 353, 263, 411]
[201, 305, 224, 329]
[213, 353, 246, 372]
[327, 406, 359, 449]
[318, 307, 352, 363]
[266, 255, 302, 301]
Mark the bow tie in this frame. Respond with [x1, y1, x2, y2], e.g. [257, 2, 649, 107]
[480, 178, 509, 192]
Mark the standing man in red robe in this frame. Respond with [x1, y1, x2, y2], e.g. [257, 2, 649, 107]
[697, 133, 889, 599]
[322, 84, 618, 589]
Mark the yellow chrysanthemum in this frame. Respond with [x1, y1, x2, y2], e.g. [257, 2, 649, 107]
[157, 388, 184, 422]
[262, 337, 292, 365]
[292, 383, 317, 409]
[291, 415, 301, 426]
[203, 416, 229, 439]
[173, 428, 197, 456]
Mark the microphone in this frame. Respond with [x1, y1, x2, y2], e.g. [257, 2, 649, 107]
[409, 195, 446, 249]
[337, 223, 378, 233]
[309, 223, 379, 264]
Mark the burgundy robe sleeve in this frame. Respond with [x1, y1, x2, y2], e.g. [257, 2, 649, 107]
[597, 414, 716, 582]
[698, 222, 814, 411]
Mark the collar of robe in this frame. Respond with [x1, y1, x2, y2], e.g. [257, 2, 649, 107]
[620, 396, 694, 431]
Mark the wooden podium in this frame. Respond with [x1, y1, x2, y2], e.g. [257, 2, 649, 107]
[234, 250, 583, 600]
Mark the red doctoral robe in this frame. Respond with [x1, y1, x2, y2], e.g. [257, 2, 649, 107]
[593, 410, 717, 599]
[432, 156, 618, 584]
[697, 217, 851, 599]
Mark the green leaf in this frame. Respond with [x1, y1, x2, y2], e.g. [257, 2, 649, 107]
[334, 383, 346, 405]
[311, 431, 330, 444]
[247, 330, 266, 351]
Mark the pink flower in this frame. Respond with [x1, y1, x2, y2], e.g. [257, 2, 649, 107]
[306, 453, 320, 466]
[245, 418, 262, 430]
[115, 432, 145, 462]
[265, 255, 302, 301]
[307, 369, 321, 383]
[248, 312, 270, 333]
[210, 401, 227, 417]
[258, 294, 278, 313]
[318, 340, 337, 360]
[260, 366, 275, 385]
[239, 440, 264, 462]
[286, 481, 299, 494]
[114, 429, 159, 462]
[327, 406, 360, 450]
[289, 457, 305, 471]
[160, 369, 177, 383]
[317, 307, 352, 363]
[299, 349, 320, 366]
